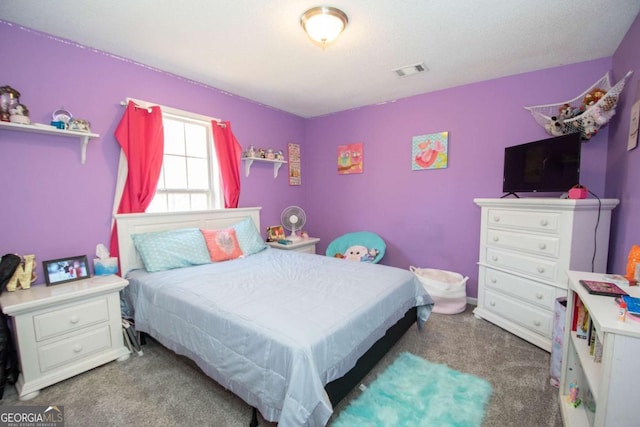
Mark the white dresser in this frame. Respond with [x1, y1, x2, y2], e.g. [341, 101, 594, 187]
[0, 275, 130, 400]
[473, 198, 618, 351]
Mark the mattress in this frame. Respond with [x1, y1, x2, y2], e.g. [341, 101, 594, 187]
[122, 248, 433, 426]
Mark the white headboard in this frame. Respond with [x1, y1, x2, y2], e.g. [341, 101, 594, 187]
[115, 207, 262, 277]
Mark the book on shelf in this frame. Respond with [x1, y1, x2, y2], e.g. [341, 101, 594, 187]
[589, 322, 596, 356]
[576, 302, 590, 339]
[579, 280, 628, 297]
[593, 333, 603, 363]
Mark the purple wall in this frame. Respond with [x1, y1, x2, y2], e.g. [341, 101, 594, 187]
[3, 16, 638, 297]
[0, 21, 305, 283]
[608, 12, 640, 274]
[305, 60, 614, 297]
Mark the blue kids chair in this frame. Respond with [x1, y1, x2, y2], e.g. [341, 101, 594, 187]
[325, 231, 386, 263]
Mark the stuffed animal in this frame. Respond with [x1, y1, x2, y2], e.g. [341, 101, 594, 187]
[580, 114, 598, 140]
[558, 103, 573, 121]
[582, 87, 606, 112]
[343, 245, 369, 262]
[544, 116, 566, 136]
[591, 105, 615, 126]
[601, 93, 618, 111]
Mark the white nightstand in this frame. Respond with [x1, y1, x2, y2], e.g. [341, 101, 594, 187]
[0, 275, 130, 400]
[266, 237, 320, 254]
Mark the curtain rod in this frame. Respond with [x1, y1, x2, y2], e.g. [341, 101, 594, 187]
[119, 100, 224, 125]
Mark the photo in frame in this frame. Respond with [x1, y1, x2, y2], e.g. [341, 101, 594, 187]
[43, 255, 90, 286]
[266, 225, 286, 242]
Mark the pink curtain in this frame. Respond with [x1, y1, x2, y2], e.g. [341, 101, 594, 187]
[212, 121, 242, 208]
[109, 101, 164, 258]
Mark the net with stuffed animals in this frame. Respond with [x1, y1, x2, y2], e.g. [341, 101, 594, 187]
[524, 71, 633, 141]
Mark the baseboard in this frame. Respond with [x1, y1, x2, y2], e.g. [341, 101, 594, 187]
[466, 297, 478, 306]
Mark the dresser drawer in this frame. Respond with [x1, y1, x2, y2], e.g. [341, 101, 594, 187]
[38, 325, 112, 373]
[34, 298, 110, 342]
[483, 268, 557, 310]
[487, 209, 560, 234]
[486, 247, 558, 282]
[483, 289, 553, 338]
[486, 229, 560, 258]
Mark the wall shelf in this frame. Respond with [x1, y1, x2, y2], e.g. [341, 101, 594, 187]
[0, 121, 100, 164]
[242, 157, 287, 178]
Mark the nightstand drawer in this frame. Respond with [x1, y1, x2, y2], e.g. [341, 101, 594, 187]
[38, 325, 112, 372]
[487, 209, 560, 234]
[486, 229, 560, 258]
[34, 298, 110, 342]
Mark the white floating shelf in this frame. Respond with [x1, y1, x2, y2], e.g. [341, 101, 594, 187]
[0, 121, 100, 164]
[242, 157, 287, 178]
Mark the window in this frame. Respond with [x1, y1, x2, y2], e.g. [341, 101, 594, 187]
[144, 106, 223, 213]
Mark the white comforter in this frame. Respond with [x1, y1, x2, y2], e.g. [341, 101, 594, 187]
[123, 248, 432, 426]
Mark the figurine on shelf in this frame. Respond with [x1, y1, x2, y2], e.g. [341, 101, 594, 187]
[566, 381, 581, 408]
[9, 103, 30, 125]
[0, 86, 21, 122]
[258, 148, 266, 158]
[245, 145, 256, 158]
[67, 118, 91, 132]
[266, 149, 275, 160]
[275, 150, 285, 161]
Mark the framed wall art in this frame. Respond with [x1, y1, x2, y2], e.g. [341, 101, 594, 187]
[337, 142, 363, 174]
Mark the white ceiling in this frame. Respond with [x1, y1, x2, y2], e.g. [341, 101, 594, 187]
[1, 1, 639, 118]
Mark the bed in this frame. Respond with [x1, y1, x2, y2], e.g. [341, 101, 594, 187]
[116, 207, 433, 427]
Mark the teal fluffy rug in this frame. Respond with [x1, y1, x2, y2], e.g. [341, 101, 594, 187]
[332, 352, 492, 427]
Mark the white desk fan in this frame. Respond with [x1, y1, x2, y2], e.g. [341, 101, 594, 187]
[281, 206, 306, 241]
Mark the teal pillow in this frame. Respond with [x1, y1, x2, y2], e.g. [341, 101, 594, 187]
[232, 217, 267, 256]
[131, 228, 211, 272]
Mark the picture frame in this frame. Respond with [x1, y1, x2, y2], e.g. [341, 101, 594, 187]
[266, 225, 286, 242]
[43, 255, 90, 286]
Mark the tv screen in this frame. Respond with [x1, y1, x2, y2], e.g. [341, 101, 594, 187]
[502, 132, 582, 194]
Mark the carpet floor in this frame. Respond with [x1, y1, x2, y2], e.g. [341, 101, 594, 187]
[0, 305, 563, 426]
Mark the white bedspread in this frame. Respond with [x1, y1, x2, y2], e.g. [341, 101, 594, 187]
[123, 248, 433, 427]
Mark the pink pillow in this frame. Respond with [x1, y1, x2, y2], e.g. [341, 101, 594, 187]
[201, 228, 243, 261]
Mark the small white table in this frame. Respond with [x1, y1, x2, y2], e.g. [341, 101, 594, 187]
[0, 275, 130, 400]
[266, 237, 320, 254]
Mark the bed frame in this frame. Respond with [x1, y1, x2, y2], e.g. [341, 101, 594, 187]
[115, 208, 417, 425]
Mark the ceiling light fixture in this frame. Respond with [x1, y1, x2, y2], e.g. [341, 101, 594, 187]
[300, 6, 348, 47]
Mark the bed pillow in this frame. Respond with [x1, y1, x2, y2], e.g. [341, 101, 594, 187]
[201, 228, 244, 262]
[232, 217, 267, 256]
[131, 228, 211, 272]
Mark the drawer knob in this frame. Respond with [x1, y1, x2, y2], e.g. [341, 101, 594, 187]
[490, 277, 497, 283]
[534, 320, 541, 327]
[538, 243, 547, 250]
[535, 293, 543, 299]
[73, 344, 83, 353]
[492, 255, 498, 262]
[537, 266, 545, 273]
[540, 219, 548, 226]
[492, 236, 499, 242]
[70, 315, 80, 324]
[489, 301, 496, 307]
[493, 216, 500, 222]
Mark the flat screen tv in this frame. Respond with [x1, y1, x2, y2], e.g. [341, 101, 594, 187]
[502, 132, 582, 195]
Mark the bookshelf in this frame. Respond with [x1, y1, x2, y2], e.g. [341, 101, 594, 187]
[560, 271, 640, 426]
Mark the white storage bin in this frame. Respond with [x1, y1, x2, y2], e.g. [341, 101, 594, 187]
[410, 266, 468, 314]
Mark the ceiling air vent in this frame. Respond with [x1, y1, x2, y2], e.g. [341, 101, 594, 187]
[394, 62, 428, 77]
